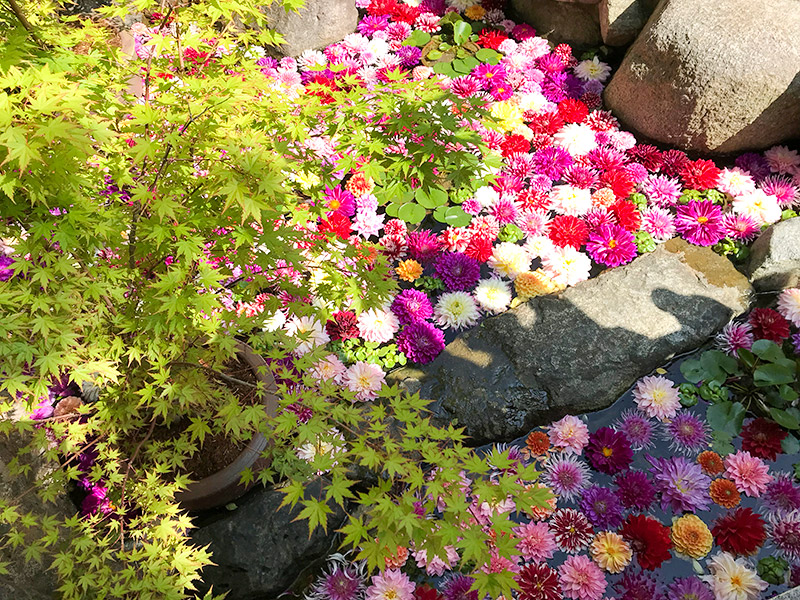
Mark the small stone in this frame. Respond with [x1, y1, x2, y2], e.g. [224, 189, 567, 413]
[53, 396, 82, 417]
[746, 218, 800, 291]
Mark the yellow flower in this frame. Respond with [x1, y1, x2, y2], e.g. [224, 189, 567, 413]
[590, 531, 632, 574]
[672, 514, 713, 559]
[464, 4, 486, 20]
[490, 101, 524, 133]
[514, 269, 565, 300]
[396, 259, 423, 282]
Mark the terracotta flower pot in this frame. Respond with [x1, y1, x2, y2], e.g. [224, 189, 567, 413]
[175, 340, 279, 512]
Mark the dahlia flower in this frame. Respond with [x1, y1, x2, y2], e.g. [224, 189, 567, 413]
[396, 322, 445, 365]
[712, 507, 766, 556]
[664, 412, 710, 455]
[357, 307, 400, 344]
[488, 242, 531, 279]
[549, 508, 594, 553]
[632, 375, 680, 420]
[614, 470, 656, 511]
[641, 174, 682, 206]
[722, 213, 762, 242]
[474, 278, 512, 313]
[763, 473, 800, 517]
[732, 189, 782, 225]
[541, 246, 591, 287]
[740, 417, 787, 461]
[591, 531, 632, 574]
[434, 292, 481, 331]
[586, 223, 637, 267]
[513, 521, 557, 563]
[306, 554, 367, 600]
[574, 56, 611, 82]
[553, 123, 598, 157]
[771, 510, 800, 562]
[703, 552, 767, 600]
[516, 563, 561, 600]
[620, 514, 673, 571]
[365, 569, 415, 600]
[764, 144, 800, 175]
[549, 185, 593, 216]
[714, 321, 754, 355]
[777, 287, 800, 326]
[649, 455, 711, 512]
[674, 200, 725, 247]
[579, 485, 624, 529]
[641, 207, 676, 241]
[390, 289, 433, 325]
[547, 414, 589, 454]
[542, 454, 590, 501]
[749, 307, 791, 342]
[716, 168, 757, 197]
[343, 361, 385, 401]
[671, 514, 713, 559]
[724, 450, 773, 497]
[585, 426, 633, 475]
[666, 577, 714, 600]
[558, 554, 606, 600]
[710, 478, 741, 509]
[286, 315, 330, 356]
[614, 409, 654, 450]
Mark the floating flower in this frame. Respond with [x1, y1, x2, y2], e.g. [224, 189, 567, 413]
[586, 223, 637, 267]
[434, 252, 481, 291]
[441, 574, 478, 600]
[306, 554, 367, 600]
[642, 174, 682, 206]
[748, 307, 791, 342]
[542, 454, 590, 501]
[549, 508, 594, 553]
[666, 577, 714, 600]
[396, 259, 423, 282]
[407, 230, 442, 263]
[740, 417, 787, 461]
[558, 554, 606, 600]
[632, 375, 680, 420]
[614, 409, 655, 450]
[548, 214, 589, 249]
[770, 510, 800, 562]
[525, 431, 550, 457]
[664, 412, 710, 455]
[614, 569, 661, 600]
[541, 246, 591, 287]
[763, 473, 800, 517]
[585, 427, 633, 475]
[777, 288, 800, 327]
[549, 185, 593, 216]
[488, 241, 531, 279]
[553, 123, 598, 158]
[357, 307, 400, 344]
[516, 563, 561, 600]
[697, 450, 725, 475]
[712, 507, 766, 556]
[514, 521, 557, 563]
[703, 552, 767, 600]
[474, 278, 512, 313]
[732, 189, 782, 225]
[714, 321, 754, 356]
[326, 311, 360, 341]
[649, 455, 711, 512]
[365, 569, 415, 600]
[674, 200, 725, 247]
[724, 450, 773, 497]
[722, 213, 762, 242]
[391, 289, 433, 325]
[641, 206, 676, 241]
[614, 470, 656, 511]
[620, 514, 673, 571]
[547, 415, 589, 455]
[709, 478, 741, 509]
[574, 56, 611, 82]
[434, 291, 481, 331]
[579, 485, 624, 529]
[286, 315, 330, 356]
[396, 321, 445, 364]
[514, 269, 564, 300]
[343, 361, 385, 401]
[671, 514, 713, 559]
[590, 531, 632, 574]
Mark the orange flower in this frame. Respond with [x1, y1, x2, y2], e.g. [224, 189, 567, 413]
[345, 171, 374, 197]
[525, 431, 550, 456]
[396, 259, 423, 282]
[710, 478, 741, 509]
[384, 545, 408, 569]
[591, 188, 616, 208]
[671, 514, 713, 559]
[698, 450, 725, 475]
[464, 4, 486, 19]
[514, 269, 565, 300]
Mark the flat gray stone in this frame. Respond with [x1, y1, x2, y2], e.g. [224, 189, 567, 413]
[264, 0, 358, 56]
[774, 586, 800, 600]
[510, 0, 602, 48]
[390, 240, 752, 445]
[599, 0, 660, 46]
[604, 0, 800, 155]
[193, 478, 345, 600]
[746, 218, 800, 291]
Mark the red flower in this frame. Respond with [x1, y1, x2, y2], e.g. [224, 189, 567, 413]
[548, 215, 588, 249]
[367, 0, 399, 16]
[393, 3, 421, 23]
[325, 311, 359, 340]
[585, 110, 618, 132]
[660, 149, 690, 178]
[516, 563, 561, 600]
[601, 169, 635, 200]
[518, 189, 551, 211]
[414, 585, 444, 600]
[749, 307, 791, 343]
[552, 43, 576, 67]
[477, 28, 509, 50]
[741, 418, 787, 461]
[464, 236, 494, 263]
[318, 213, 351, 239]
[557, 98, 589, 124]
[712, 507, 766, 556]
[501, 134, 531, 158]
[529, 111, 565, 136]
[680, 159, 721, 191]
[609, 200, 642, 232]
[580, 92, 602, 110]
[627, 145, 663, 171]
[620, 514, 673, 570]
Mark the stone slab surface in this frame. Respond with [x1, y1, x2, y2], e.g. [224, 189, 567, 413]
[746, 217, 800, 291]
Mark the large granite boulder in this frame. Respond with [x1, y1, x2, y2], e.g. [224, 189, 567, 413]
[390, 240, 752, 445]
[264, 0, 358, 57]
[599, 0, 660, 46]
[746, 218, 800, 291]
[604, 0, 800, 155]
[193, 478, 345, 599]
[509, 0, 602, 48]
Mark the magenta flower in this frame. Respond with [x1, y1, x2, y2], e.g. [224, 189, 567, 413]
[397, 321, 445, 364]
[390, 289, 433, 325]
[434, 252, 480, 291]
[674, 200, 725, 246]
[585, 426, 633, 475]
[586, 223, 637, 267]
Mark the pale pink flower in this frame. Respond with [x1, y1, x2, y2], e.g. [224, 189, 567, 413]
[365, 569, 415, 600]
[285, 315, 330, 356]
[310, 354, 347, 383]
[548, 415, 590, 455]
[632, 375, 680, 420]
[343, 361, 385, 401]
[513, 521, 557, 563]
[357, 307, 399, 343]
[725, 451, 773, 497]
[716, 167, 757, 197]
[411, 545, 459, 577]
[559, 554, 607, 600]
[777, 288, 800, 327]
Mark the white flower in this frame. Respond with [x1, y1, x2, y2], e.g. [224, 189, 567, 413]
[523, 235, 556, 260]
[764, 145, 800, 175]
[357, 307, 399, 344]
[474, 278, 512, 314]
[549, 185, 593, 216]
[473, 185, 500, 208]
[632, 375, 680, 420]
[296, 428, 345, 474]
[716, 168, 757, 197]
[311, 354, 347, 383]
[297, 49, 326, 69]
[777, 288, 800, 327]
[574, 56, 611, 82]
[553, 123, 598, 157]
[732, 189, 782, 225]
[516, 91, 548, 115]
[445, 0, 472, 10]
[541, 246, 591, 287]
[343, 361, 385, 401]
[488, 242, 530, 280]
[285, 315, 329, 356]
[703, 552, 767, 600]
[263, 310, 287, 332]
[434, 292, 481, 331]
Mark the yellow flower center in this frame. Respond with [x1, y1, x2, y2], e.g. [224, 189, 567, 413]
[329, 199, 341, 210]
[602, 446, 613, 457]
[608, 239, 617, 249]
[697, 216, 708, 224]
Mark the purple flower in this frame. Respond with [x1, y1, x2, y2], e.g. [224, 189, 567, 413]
[541, 71, 569, 103]
[406, 230, 442, 263]
[761, 175, 799, 207]
[543, 454, 591, 501]
[579, 485, 624, 529]
[396, 46, 422, 68]
[714, 320, 754, 356]
[531, 146, 573, 180]
[675, 200, 725, 246]
[735, 152, 771, 181]
[390, 289, 433, 325]
[585, 426, 633, 475]
[307, 554, 366, 600]
[0, 255, 14, 281]
[80, 482, 112, 516]
[614, 409, 654, 450]
[664, 412, 710, 455]
[397, 321, 445, 364]
[442, 574, 479, 600]
[648, 455, 711, 512]
[666, 577, 714, 600]
[357, 14, 390, 36]
[434, 252, 480, 291]
[615, 569, 661, 600]
[586, 223, 638, 267]
[763, 473, 800, 518]
[614, 469, 656, 511]
[793, 331, 800, 356]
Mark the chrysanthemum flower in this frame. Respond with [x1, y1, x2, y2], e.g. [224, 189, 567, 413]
[474, 278, 512, 313]
[666, 577, 714, 600]
[614, 409, 654, 450]
[542, 454, 590, 501]
[632, 375, 681, 420]
[763, 473, 800, 517]
[732, 189, 782, 225]
[620, 514, 673, 571]
[712, 507, 766, 556]
[671, 514, 713, 559]
[765, 144, 800, 174]
[724, 450, 773, 497]
[558, 554, 606, 600]
[549, 185, 593, 216]
[516, 563, 561, 600]
[777, 288, 800, 327]
[590, 531, 631, 574]
[407, 230, 442, 263]
[674, 200, 725, 247]
[547, 214, 589, 249]
[525, 430, 550, 457]
[574, 56, 611, 82]
[714, 320, 754, 355]
[614, 470, 656, 511]
[697, 450, 725, 475]
[681, 159, 721, 190]
[397, 322, 445, 365]
[549, 508, 594, 553]
[641, 174, 682, 206]
[586, 223, 637, 267]
[541, 246, 591, 287]
[433, 252, 481, 292]
[488, 241, 531, 279]
[357, 307, 399, 344]
[396, 259, 423, 282]
[703, 553, 767, 600]
[770, 510, 800, 562]
[585, 427, 633, 475]
[365, 569, 415, 600]
[722, 213, 762, 242]
[306, 554, 367, 600]
[343, 361, 385, 401]
[390, 289, 433, 325]
[749, 307, 791, 343]
[514, 269, 564, 300]
[441, 574, 478, 600]
[740, 417, 787, 461]
[580, 485, 624, 529]
[710, 478, 741, 509]
[641, 207, 676, 241]
[434, 292, 480, 331]
[547, 415, 589, 454]
[664, 412, 710, 455]
[761, 174, 799, 207]
[514, 521, 557, 563]
[717, 168, 757, 197]
[286, 315, 330, 356]
[553, 123, 598, 157]
[649, 455, 711, 512]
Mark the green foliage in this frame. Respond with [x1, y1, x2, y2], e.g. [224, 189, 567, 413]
[329, 339, 408, 370]
[758, 556, 789, 585]
[634, 230, 656, 254]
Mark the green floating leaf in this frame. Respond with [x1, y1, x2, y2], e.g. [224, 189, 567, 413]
[453, 20, 471, 46]
[427, 50, 444, 61]
[680, 358, 706, 384]
[397, 202, 427, 224]
[751, 339, 786, 363]
[754, 363, 796, 387]
[443, 206, 471, 227]
[403, 30, 431, 47]
[699, 350, 739, 383]
[385, 202, 401, 218]
[782, 435, 800, 455]
[770, 407, 800, 430]
[706, 401, 746, 436]
[432, 61, 455, 76]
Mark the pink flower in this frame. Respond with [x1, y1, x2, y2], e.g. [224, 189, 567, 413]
[559, 554, 607, 600]
[412, 545, 459, 577]
[725, 451, 773, 497]
[365, 569, 415, 600]
[548, 415, 590, 455]
[514, 521, 557, 563]
[343, 361, 385, 401]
